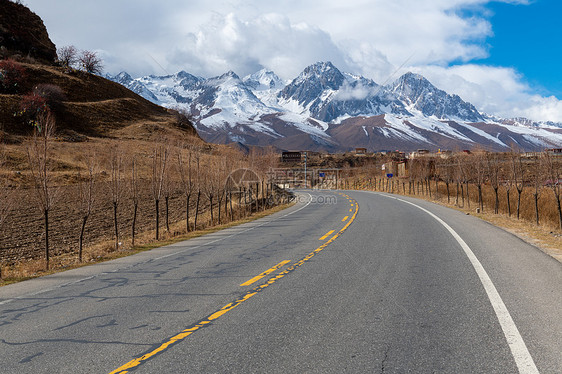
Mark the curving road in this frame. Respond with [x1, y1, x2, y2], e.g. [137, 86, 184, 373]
[0, 190, 561, 373]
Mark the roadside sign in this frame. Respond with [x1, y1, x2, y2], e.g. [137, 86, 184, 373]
[386, 173, 393, 178]
[319, 172, 325, 178]
[382, 164, 386, 170]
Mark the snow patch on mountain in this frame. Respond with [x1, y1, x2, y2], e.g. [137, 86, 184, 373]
[108, 61, 562, 151]
[383, 114, 431, 143]
[278, 112, 330, 136]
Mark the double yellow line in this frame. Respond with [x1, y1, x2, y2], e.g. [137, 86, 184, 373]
[110, 197, 359, 374]
[239, 260, 291, 286]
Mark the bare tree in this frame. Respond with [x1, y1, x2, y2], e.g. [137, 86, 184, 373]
[202, 161, 216, 226]
[77, 153, 96, 262]
[453, 155, 465, 206]
[108, 147, 123, 251]
[543, 151, 562, 230]
[531, 154, 542, 225]
[503, 159, 513, 218]
[151, 145, 169, 240]
[177, 145, 195, 232]
[511, 151, 525, 219]
[462, 155, 472, 208]
[57, 45, 78, 69]
[193, 150, 202, 230]
[439, 157, 455, 204]
[130, 155, 139, 246]
[78, 50, 103, 75]
[486, 152, 501, 214]
[162, 151, 174, 233]
[474, 151, 487, 212]
[26, 111, 57, 270]
[215, 156, 229, 225]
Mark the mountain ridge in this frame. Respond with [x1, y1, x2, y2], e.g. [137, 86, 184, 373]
[108, 61, 562, 152]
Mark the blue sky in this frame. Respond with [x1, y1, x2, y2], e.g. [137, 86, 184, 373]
[23, 0, 562, 122]
[475, 0, 562, 98]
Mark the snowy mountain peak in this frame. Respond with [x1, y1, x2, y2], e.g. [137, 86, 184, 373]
[310, 61, 338, 74]
[243, 69, 284, 91]
[398, 71, 426, 83]
[111, 71, 133, 85]
[279, 61, 346, 114]
[291, 61, 344, 88]
[108, 62, 562, 152]
[390, 71, 483, 122]
[219, 71, 241, 80]
[176, 70, 195, 79]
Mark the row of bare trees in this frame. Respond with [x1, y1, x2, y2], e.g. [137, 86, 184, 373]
[57, 45, 103, 74]
[0, 115, 285, 275]
[342, 150, 561, 231]
[428, 151, 561, 229]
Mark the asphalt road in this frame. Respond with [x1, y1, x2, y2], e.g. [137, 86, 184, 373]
[0, 190, 561, 373]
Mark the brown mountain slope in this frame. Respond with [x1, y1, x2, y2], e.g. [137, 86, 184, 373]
[0, 62, 199, 141]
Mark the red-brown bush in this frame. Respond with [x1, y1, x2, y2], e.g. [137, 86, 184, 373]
[0, 59, 26, 93]
[19, 92, 48, 127]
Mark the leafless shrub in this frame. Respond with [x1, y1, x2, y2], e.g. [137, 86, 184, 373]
[33, 84, 66, 109]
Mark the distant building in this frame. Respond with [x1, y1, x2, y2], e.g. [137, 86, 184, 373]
[354, 147, 367, 155]
[383, 160, 409, 178]
[547, 148, 562, 155]
[409, 149, 430, 158]
[437, 149, 453, 158]
[281, 151, 302, 163]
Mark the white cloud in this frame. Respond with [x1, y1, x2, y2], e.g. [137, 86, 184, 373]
[333, 81, 376, 101]
[167, 13, 347, 80]
[410, 64, 562, 122]
[23, 0, 561, 122]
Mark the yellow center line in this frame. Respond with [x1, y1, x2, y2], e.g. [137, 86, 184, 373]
[319, 230, 335, 240]
[239, 260, 291, 286]
[342, 216, 349, 222]
[349, 209, 352, 212]
[109, 201, 360, 374]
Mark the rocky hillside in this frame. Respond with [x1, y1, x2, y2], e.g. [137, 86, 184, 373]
[0, 0, 198, 142]
[0, 0, 57, 63]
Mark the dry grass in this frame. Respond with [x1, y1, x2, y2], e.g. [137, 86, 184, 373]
[0, 130, 280, 277]
[468, 212, 562, 262]
[0, 202, 293, 286]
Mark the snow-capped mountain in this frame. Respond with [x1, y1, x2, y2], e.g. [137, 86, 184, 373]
[389, 72, 483, 123]
[108, 62, 562, 152]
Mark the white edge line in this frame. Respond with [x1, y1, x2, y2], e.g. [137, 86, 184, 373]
[0, 193, 314, 305]
[378, 193, 538, 374]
